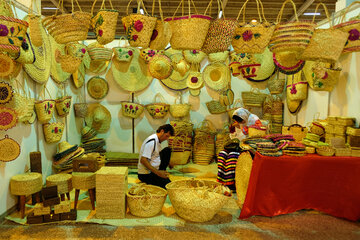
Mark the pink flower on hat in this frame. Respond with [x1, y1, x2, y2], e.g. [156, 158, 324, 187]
[348, 29, 360, 41]
[191, 77, 198, 83]
[134, 20, 143, 32]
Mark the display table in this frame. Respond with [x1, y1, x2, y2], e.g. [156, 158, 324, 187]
[239, 152, 360, 221]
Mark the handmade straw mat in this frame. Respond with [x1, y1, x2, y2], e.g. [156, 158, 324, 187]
[87, 76, 109, 100]
[189, 88, 201, 96]
[0, 135, 20, 162]
[186, 71, 203, 89]
[148, 54, 173, 80]
[85, 103, 111, 133]
[14, 31, 35, 64]
[24, 20, 51, 84]
[247, 47, 276, 81]
[72, 62, 86, 88]
[160, 51, 190, 91]
[183, 50, 207, 64]
[111, 48, 153, 92]
[0, 53, 15, 78]
[273, 51, 304, 75]
[10, 172, 42, 196]
[203, 62, 230, 91]
[0, 82, 13, 104]
[49, 35, 71, 84]
[0, 107, 17, 130]
[208, 51, 229, 63]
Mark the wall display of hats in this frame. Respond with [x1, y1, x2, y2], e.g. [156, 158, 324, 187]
[87, 76, 109, 100]
[85, 103, 111, 133]
[0, 135, 20, 162]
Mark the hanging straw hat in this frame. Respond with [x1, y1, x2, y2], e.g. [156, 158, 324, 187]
[23, 20, 51, 84]
[87, 76, 109, 100]
[203, 62, 230, 91]
[273, 51, 305, 75]
[186, 71, 203, 89]
[85, 103, 111, 133]
[0, 53, 15, 78]
[111, 48, 153, 92]
[148, 54, 173, 80]
[183, 50, 207, 64]
[160, 52, 190, 91]
[208, 51, 229, 63]
[49, 35, 71, 84]
[247, 47, 276, 82]
[0, 107, 17, 130]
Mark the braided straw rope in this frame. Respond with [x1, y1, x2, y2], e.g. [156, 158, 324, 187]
[10, 172, 42, 195]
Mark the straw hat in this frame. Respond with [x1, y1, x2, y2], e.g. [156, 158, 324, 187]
[0, 107, 17, 130]
[0, 53, 15, 78]
[85, 103, 111, 133]
[87, 76, 109, 100]
[111, 48, 153, 92]
[88, 60, 109, 74]
[186, 71, 203, 89]
[148, 54, 173, 80]
[160, 52, 190, 91]
[140, 48, 164, 63]
[72, 62, 86, 88]
[54, 141, 78, 159]
[23, 20, 51, 84]
[183, 50, 207, 64]
[189, 88, 201, 96]
[49, 35, 71, 84]
[203, 62, 230, 91]
[247, 47, 276, 82]
[208, 51, 229, 63]
[273, 51, 305, 75]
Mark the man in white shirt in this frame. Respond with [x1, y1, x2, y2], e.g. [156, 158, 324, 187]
[137, 124, 174, 188]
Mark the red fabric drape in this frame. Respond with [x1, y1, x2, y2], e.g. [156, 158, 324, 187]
[239, 152, 360, 221]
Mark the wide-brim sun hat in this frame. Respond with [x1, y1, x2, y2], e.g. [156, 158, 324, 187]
[247, 47, 276, 82]
[111, 48, 153, 92]
[85, 103, 111, 133]
[148, 54, 173, 80]
[203, 62, 230, 91]
[54, 141, 78, 161]
[87, 76, 109, 100]
[186, 71, 203, 89]
[160, 52, 190, 91]
[49, 34, 71, 84]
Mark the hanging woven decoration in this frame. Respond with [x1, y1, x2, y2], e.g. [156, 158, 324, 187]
[0, 107, 17, 130]
[0, 82, 13, 104]
[0, 135, 20, 162]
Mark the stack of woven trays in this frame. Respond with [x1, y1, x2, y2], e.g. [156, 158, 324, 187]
[282, 141, 306, 156]
[256, 142, 282, 156]
[105, 152, 139, 168]
[325, 116, 355, 145]
[80, 126, 106, 154]
[242, 137, 273, 150]
[302, 132, 322, 148]
[330, 137, 352, 157]
[270, 98, 284, 134]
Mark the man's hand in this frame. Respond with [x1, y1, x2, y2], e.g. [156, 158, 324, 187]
[156, 170, 170, 179]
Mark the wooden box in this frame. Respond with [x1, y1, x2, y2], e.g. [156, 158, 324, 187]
[30, 152, 42, 173]
[60, 209, 77, 221]
[27, 212, 43, 224]
[33, 203, 51, 216]
[43, 211, 60, 223]
[73, 157, 98, 172]
[54, 200, 71, 214]
[42, 185, 60, 207]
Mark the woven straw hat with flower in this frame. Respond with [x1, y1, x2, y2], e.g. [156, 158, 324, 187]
[85, 103, 111, 133]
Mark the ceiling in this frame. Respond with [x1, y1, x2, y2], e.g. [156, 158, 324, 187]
[40, 0, 338, 39]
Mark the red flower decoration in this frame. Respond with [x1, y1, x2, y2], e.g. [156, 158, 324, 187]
[54, 127, 58, 133]
[128, 50, 133, 56]
[132, 35, 138, 41]
[134, 20, 143, 32]
[348, 29, 360, 41]
[242, 30, 253, 41]
[191, 77, 198, 83]
[151, 30, 158, 41]
[81, 48, 86, 54]
[155, 109, 160, 113]
[290, 85, 297, 94]
[98, 29, 103, 37]
[130, 105, 133, 109]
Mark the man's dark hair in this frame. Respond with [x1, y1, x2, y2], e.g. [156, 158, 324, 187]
[157, 124, 175, 136]
[232, 115, 243, 123]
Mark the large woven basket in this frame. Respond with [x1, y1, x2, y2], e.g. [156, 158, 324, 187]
[193, 120, 216, 165]
[166, 179, 231, 222]
[127, 184, 167, 218]
[43, 122, 64, 143]
[73, 103, 88, 118]
[206, 100, 227, 114]
[0, 15, 29, 53]
[88, 46, 113, 61]
[169, 120, 193, 165]
[282, 124, 308, 142]
[267, 73, 285, 94]
[35, 99, 55, 123]
[121, 101, 144, 119]
[164, 0, 212, 50]
[42, 0, 91, 44]
[241, 89, 267, 107]
[145, 93, 169, 119]
[169, 100, 191, 118]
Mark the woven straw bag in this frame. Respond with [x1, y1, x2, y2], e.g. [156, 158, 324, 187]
[127, 183, 167, 217]
[193, 120, 216, 165]
[286, 71, 308, 101]
[35, 99, 55, 124]
[206, 100, 227, 114]
[166, 179, 231, 222]
[282, 124, 308, 142]
[241, 88, 267, 107]
[73, 103, 87, 118]
[112, 38, 135, 62]
[269, 0, 315, 54]
[219, 88, 234, 106]
[164, 0, 212, 50]
[121, 0, 157, 48]
[303, 61, 341, 92]
[91, 0, 119, 45]
[145, 93, 169, 119]
[55, 96, 72, 117]
[300, 3, 349, 62]
[121, 97, 144, 119]
[55, 49, 82, 74]
[149, 0, 172, 50]
[232, 0, 275, 54]
[42, 0, 91, 44]
[169, 95, 191, 118]
[267, 71, 285, 95]
[202, 0, 238, 54]
[43, 122, 64, 144]
[334, 1, 360, 53]
[88, 46, 113, 61]
[169, 120, 193, 165]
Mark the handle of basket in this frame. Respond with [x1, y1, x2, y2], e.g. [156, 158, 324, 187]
[152, 0, 164, 21]
[277, 0, 298, 23]
[71, 0, 83, 13]
[312, 3, 331, 27]
[91, 0, 113, 15]
[29, 0, 41, 15]
[172, 0, 200, 19]
[126, 0, 149, 16]
[339, 1, 360, 24]
[236, 0, 262, 23]
[153, 93, 166, 103]
[287, 123, 305, 131]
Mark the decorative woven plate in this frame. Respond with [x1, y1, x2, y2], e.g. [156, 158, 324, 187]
[0, 107, 17, 130]
[87, 76, 109, 100]
[0, 82, 13, 104]
[0, 135, 20, 162]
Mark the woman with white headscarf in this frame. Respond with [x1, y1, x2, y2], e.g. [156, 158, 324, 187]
[229, 108, 262, 141]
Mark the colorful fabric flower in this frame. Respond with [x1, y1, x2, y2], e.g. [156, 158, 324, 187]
[81, 48, 86, 54]
[348, 29, 360, 41]
[128, 50, 133, 56]
[0, 25, 8, 36]
[242, 30, 253, 41]
[191, 77, 198, 83]
[134, 20, 143, 32]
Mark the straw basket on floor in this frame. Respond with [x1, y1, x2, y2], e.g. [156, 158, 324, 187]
[127, 184, 167, 218]
[193, 120, 216, 165]
[166, 179, 231, 222]
[169, 120, 193, 165]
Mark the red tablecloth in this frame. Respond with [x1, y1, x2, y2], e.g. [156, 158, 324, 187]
[239, 152, 360, 221]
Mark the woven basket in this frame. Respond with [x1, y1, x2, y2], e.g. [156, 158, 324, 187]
[121, 100, 144, 119]
[269, 0, 315, 54]
[166, 179, 231, 222]
[55, 96, 72, 117]
[169, 120, 193, 165]
[35, 99, 55, 123]
[0, 15, 28, 53]
[169, 97, 191, 118]
[248, 125, 267, 137]
[88, 46, 113, 61]
[55, 49, 82, 74]
[149, 0, 172, 50]
[127, 184, 167, 218]
[28, 14, 43, 47]
[346, 127, 360, 136]
[206, 100, 227, 114]
[286, 71, 308, 101]
[219, 88, 234, 106]
[241, 89, 267, 107]
[121, 0, 157, 48]
[282, 124, 308, 142]
[316, 145, 335, 157]
[193, 120, 216, 165]
[90, 0, 119, 45]
[145, 93, 170, 119]
[43, 122, 64, 143]
[300, 3, 349, 62]
[303, 61, 341, 92]
[42, 0, 91, 44]
[232, 0, 275, 54]
[310, 122, 325, 136]
[267, 73, 285, 94]
[164, 0, 212, 50]
[73, 103, 88, 118]
[334, 1, 360, 53]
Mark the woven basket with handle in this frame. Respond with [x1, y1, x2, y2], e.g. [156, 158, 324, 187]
[206, 100, 227, 114]
[145, 93, 169, 119]
[43, 122, 64, 143]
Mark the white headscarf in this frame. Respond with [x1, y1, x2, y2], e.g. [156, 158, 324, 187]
[232, 108, 259, 126]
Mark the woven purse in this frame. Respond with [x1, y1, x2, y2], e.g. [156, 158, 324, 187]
[149, 0, 172, 50]
[282, 124, 308, 142]
[269, 0, 315, 54]
[145, 93, 170, 119]
[206, 100, 227, 114]
[90, 0, 119, 45]
[35, 99, 55, 124]
[121, 97, 144, 119]
[232, 0, 275, 54]
[267, 72, 285, 94]
[241, 88, 267, 107]
[169, 95, 191, 118]
[286, 71, 308, 101]
[55, 96, 72, 117]
[300, 3, 349, 62]
[43, 121, 64, 144]
[303, 61, 341, 92]
[164, 0, 212, 50]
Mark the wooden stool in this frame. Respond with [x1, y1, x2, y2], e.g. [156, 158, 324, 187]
[72, 172, 96, 210]
[46, 174, 73, 201]
[10, 172, 43, 219]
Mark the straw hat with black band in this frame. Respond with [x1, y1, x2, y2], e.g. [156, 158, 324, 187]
[85, 103, 111, 133]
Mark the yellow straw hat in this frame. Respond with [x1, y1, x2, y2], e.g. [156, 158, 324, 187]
[160, 52, 190, 91]
[208, 51, 229, 63]
[148, 54, 173, 80]
[0, 53, 15, 78]
[186, 71, 203, 89]
[87, 76, 109, 100]
[85, 103, 111, 133]
[49, 35, 71, 84]
[203, 62, 230, 91]
[183, 50, 207, 64]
